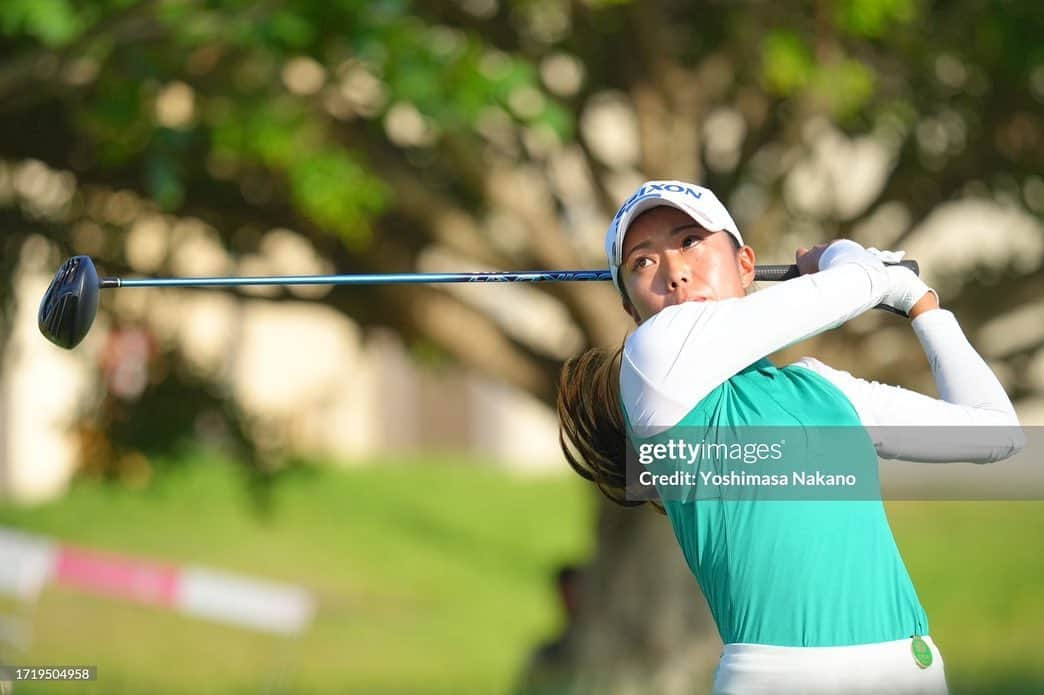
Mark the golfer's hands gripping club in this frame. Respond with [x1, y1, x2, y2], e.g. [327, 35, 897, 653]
[866, 247, 939, 318]
[795, 240, 937, 318]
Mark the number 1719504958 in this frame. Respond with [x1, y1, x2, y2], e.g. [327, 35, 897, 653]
[1, 666, 97, 682]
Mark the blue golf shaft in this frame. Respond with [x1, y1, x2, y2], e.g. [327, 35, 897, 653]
[101, 270, 614, 288]
[98, 261, 918, 289]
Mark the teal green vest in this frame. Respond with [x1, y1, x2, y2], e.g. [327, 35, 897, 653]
[626, 358, 928, 646]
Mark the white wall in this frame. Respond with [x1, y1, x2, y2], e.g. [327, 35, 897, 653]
[1, 262, 100, 502]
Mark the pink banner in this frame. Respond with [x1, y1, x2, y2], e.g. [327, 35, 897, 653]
[53, 547, 180, 608]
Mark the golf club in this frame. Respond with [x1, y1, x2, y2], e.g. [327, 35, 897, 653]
[38, 255, 920, 350]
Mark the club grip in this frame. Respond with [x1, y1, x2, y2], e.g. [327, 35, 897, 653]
[754, 260, 919, 282]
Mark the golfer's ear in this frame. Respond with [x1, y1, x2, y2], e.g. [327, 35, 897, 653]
[737, 245, 756, 289]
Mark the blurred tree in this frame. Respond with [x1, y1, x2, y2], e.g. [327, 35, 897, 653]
[1, 0, 1042, 691]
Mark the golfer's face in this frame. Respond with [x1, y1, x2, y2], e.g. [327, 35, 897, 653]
[620, 206, 751, 323]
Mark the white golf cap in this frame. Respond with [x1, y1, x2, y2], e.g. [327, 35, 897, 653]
[605, 180, 743, 291]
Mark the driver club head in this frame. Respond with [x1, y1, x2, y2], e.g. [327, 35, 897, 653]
[38, 255, 100, 350]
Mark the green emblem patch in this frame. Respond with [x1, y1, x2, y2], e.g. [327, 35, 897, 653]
[911, 635, 933, 669]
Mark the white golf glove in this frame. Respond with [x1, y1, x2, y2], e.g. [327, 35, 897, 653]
[865, 247, 907, 264]
[822, 243, 935, 316]
[871, 247, 936, 316]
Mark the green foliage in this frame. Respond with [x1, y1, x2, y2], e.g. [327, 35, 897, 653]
[761, 30, 814, 96]
[762, 29, 875, 120]
[0, 0, 140, 46]
[2, 0, 570, 248]
[266, 7, 317, 49]
[0, 0, 83, 46]
[75, 77, 152, 165]
[973, 2, 1044, 76]
[146, 142, 187, 210]
[209, 99, 388, 244]
[835, 0, 916, 38]
[211, 100, 309, 170]
[811, 58, 876, 120]
[288, 151, 388, 247]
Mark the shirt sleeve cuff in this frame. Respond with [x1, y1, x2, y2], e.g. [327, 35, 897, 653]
[911, 308, 958, 339]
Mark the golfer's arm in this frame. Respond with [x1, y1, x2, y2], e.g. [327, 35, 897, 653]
[633, 259, 888, 386]
[912, 309, 1016, 417]
[622, 255, 888, 429]
[792, 311, 1025, 462]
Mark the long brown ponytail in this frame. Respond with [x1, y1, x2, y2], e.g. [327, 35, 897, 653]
[557, 345, 661, 511]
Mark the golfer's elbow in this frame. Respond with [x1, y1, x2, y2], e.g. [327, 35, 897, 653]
[996, 422, 1026, 462]
[972, 412, 1026, 464]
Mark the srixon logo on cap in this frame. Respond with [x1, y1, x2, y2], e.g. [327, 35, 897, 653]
[614, 183, 705, 221]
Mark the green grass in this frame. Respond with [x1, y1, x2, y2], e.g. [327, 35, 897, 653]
[0, 455, 595, 695]
[887, 501, 1044, 694]
[0, 459, 1041, 694]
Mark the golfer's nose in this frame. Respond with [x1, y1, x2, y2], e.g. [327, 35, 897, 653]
[664, 255, 690, 290]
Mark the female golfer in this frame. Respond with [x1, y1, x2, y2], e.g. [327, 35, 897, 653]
[557, 180, 1024, 694]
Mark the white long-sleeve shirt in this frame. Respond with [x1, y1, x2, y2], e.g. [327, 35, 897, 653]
[620, 248, 1024, 462]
